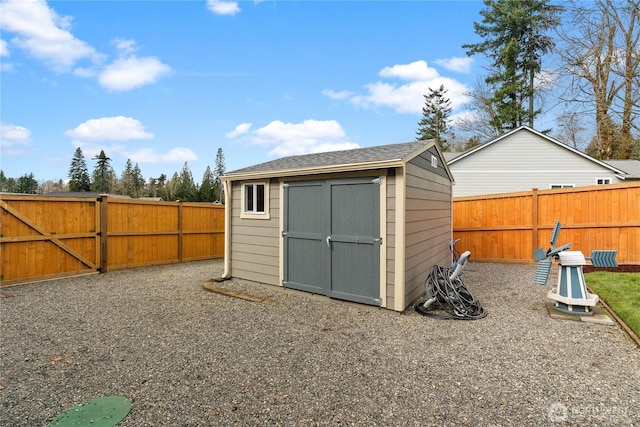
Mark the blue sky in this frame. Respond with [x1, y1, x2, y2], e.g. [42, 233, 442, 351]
[1, 0, 492, 183]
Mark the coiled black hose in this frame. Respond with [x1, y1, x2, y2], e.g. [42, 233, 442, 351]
[415, 265, 487, 320]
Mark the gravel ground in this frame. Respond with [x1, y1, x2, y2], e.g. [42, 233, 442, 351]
[1, 260, 638, 426]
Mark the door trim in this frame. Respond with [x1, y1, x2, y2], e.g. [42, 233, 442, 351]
[280, 176, 386, 307]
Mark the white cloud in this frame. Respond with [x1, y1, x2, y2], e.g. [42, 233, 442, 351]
[206, 0, 241, 16]
[66, 116, 154, 142]
[124, 147, 197, 164]
[321, 89, 353, 100]
[0, 39, 9, 56]
[225, 122, 252, 138]
[227, 119, 359, 157]
[535, 68, 559, 90]
[0, 1, 169, 90]
[0, 0, 99, 71]
[113, 38, 137, 56]
[98, 56, 171, 91]
[434, 57, 473, 73]
[0, 39, 13, 71]
[325, 60, 471, 115]
[379, 60, 440, 81]
[0, 122, 32, 156]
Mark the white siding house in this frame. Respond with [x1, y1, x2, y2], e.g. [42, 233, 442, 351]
[446, 127, 630, 197]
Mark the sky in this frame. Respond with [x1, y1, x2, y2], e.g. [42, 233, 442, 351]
[0, 0, 499, 183]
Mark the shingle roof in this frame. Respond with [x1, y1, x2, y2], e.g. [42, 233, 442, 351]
[225, 140, 432, 177]
[603, 160, 640, 178]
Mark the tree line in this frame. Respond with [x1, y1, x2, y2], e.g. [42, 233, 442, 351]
[1, 147, 226, 202]
[416, 0, 640, 160]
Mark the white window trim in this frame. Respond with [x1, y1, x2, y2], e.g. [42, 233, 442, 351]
[549, 184, 575, 189]
[595, 177, 612, 185]
[240, 180, 270, 219]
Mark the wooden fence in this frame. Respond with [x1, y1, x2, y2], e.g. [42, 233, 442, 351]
[453, 182, 640, 264]
[1, 194, 225, 286]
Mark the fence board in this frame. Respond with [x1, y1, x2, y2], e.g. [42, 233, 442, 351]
[1, 195, 225, 285]
[453, 182, 640, 264]
[1, 195, 100, 285]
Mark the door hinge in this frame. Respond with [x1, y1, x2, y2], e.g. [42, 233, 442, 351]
[282, 230, 288, 237]
[372, 177, 382, 185]
[374, 237, 383, 245]
[283, 183, 290, 188]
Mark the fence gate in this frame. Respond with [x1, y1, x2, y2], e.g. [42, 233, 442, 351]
[0, 195, 100, 286]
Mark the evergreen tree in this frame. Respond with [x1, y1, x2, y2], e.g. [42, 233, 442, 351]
[213, 147, 226, 203]
[0, 171, 14, 192]
[416, 84, 453, 150]
[153, 173, 167, 199]
[175, 162, 198, 202]
[463, 0, 562, 130]
[91, 150, 114, 193]
[131, 163, 145, 198]
[120, 159, 135, 197]
[16, 173, 39, 194]
[164, 172, 180, 201]
[68, 147, 91, 192]
[199, 166, 216, 202]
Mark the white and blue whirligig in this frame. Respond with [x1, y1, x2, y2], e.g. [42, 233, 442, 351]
[533, 220, 618, 316]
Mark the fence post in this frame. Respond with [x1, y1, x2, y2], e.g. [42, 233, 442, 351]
[99, 195, 108, 273]
[531, 188, 538, 255]
[178, 202, 183, 262]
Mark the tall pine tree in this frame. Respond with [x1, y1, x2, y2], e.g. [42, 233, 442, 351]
[213, 147, 226, 203]
[463, 0, 562, 131]
[91, 150, 114, 193]
[416, 84, 453, 151]
[175, 162, 198, 202]
[199, 166, 216, 202]
[68, 147, 91, 192]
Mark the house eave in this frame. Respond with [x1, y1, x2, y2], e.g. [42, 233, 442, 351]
[221, 159, 407, 182]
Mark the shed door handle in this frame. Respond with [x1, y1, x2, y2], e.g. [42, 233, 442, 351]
[326, 235, 332, 248]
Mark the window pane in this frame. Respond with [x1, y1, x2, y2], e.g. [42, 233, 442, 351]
[256, 184, 265, 212]
[245, 184, 254, 211]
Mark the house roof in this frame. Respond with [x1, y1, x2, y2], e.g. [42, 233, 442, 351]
[603, 160, 640, 178]
[223, 140, 453, 181]
[447, 126, 629, 177]
[443, 152, 462, 162]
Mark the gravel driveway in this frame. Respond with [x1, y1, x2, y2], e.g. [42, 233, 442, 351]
[1, 260, 638, 426]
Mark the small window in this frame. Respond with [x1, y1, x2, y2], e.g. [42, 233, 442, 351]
[550, 184, 574, 189]
[431, 154, 438, 168]
[241, 181, 270, 219]
[596, 178, 611, 185]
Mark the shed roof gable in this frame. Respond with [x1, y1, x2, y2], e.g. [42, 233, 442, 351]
[223, 140, 454, 181]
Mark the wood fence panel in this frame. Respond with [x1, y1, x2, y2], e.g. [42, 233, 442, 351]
[180, 203, 225, 262]
[2, 195, 225, 285]
[106, 198, 181, 270]
[453, 182, 640, 264]
[0, 195, 99, 285]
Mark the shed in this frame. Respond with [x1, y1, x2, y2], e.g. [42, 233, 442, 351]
[220, 140, 454, 311]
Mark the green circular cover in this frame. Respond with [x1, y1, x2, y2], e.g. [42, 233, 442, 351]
[49, 395, 131, 427]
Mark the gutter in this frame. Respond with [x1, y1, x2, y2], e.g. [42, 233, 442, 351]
[222, 179, 232, 279]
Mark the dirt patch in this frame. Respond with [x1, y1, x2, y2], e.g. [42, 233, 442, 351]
[583, 264, 640, 273]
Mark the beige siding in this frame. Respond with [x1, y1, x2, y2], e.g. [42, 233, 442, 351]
[230, 180, 281, 285]
[385, 172, 397, 310]
[404, 163, 452, 306]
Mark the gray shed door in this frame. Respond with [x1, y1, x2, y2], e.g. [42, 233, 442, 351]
[283, 177, 381, 306]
